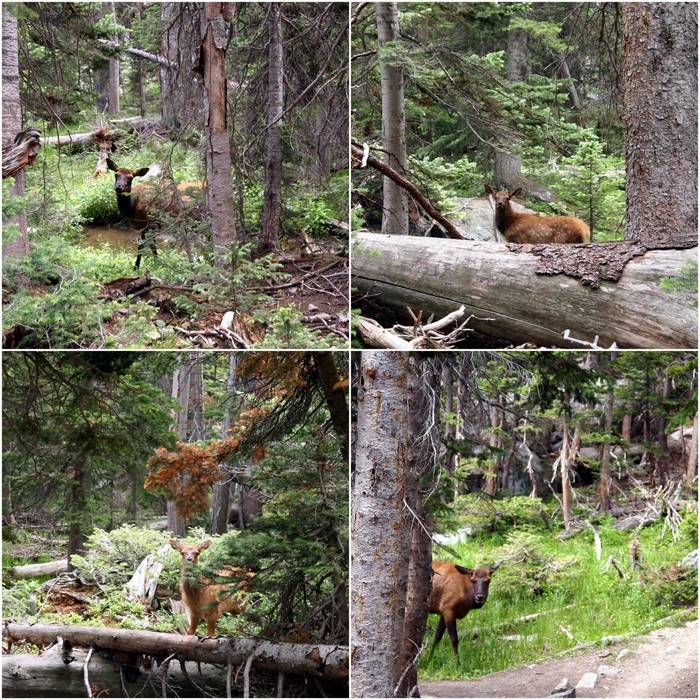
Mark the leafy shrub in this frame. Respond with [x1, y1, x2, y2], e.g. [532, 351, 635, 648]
[70, 525, 170, 588]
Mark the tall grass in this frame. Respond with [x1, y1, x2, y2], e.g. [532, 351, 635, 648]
[421, 507, 698, 680]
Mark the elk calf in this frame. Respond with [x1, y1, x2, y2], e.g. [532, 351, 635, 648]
[170, 539, 253, 636]
[486, 185, 590, 244]
[106, 159, 202, 269]
[428, 561, 500, 659]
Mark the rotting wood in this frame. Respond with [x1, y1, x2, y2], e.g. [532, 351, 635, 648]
[508, 240, 648, 288]
[2, 127, 42, 179]
[3, 623, 348, 680]
[352, 231, 697, 349]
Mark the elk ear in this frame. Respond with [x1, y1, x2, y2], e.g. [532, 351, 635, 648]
[455, 565, 474, 576]
[485, 185, 496, 196]
[106, 159, 118, 172]
[199, 539, 212, 551]
[134, 167, 150, 178]
[170, 539, 182, 551]
[510, 188, 523, 198]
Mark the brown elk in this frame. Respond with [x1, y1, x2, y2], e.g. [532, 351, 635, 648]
[170, 539, 253, 636]
[106, 159, 202, 269]
[428, 561, 500, 659]
[485, 185, 590, 244]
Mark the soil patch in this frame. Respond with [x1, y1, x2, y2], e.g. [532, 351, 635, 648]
[420, 619, 698, 698]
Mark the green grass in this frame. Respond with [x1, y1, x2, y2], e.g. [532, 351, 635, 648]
[422, 512, 698, 680]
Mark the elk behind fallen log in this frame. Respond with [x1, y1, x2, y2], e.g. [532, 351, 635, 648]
[170, 538, 253, 636]
[486, 185, 590, 244]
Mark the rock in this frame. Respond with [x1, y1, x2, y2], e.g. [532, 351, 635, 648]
[597, 664, 622, 676]
[666, 645, 680, 655]
[679, 550, 698, 570]
[553, 678, 569, 692]
[575, 673, 598, 689]
[547, 689, 576, 698]
[616, 649, 633, 662]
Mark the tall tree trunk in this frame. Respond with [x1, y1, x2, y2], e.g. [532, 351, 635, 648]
[376, 2, 408, 236]
[657, 372, 670, 453]
[66, 453, 92, 571]
[621, 3, 697, 248]
[484, 404, 502, 496]
[2, 7, 29, 259]
[599, 383, 615, 512]
[397, 357, 438, 698]
[201, 2, 237, 257]
[351, 351, 411, 698]
[107, 3, 120, 115]
[313, 352, 349, 461]
[560, 416, 573, 531]
[494, 20, 528, 187]
[260, 3, 284, 255]
[211, 353, 239, 535]
[686, 412, 698, 492]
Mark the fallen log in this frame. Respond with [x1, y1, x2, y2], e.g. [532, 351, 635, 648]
[8, 559, 68, 578]
[352, 231, 697, 349]
[2, 648, 228, 698]
[3, 623, 348, 680]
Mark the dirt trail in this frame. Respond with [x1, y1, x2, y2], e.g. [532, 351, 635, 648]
[419, 619, 698, 698]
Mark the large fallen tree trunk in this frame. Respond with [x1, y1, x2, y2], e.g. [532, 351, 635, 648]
[3, 624, 348, 680]
[352, 231, 697, 349]
[3, 648, 229, 698]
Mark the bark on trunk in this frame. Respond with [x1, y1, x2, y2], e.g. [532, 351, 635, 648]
[260, 3, 284, 254]
[351, 352, 412, 697]
[201, 2, 237, 256]
[2, 7, 29, 258]
[622, 3, 698, 248]
[352, 232, 697, 349]
[599, 383, 615, 512]
[484, 404, 502, 496]
[396, 359, 437, 698]
[314, 352, 350, 461]
[376, 2, 408, 236]
[560, 418, 573, 531]
[686, 412, 698, 492]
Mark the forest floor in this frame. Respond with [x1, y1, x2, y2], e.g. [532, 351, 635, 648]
[419, 618, 698, 698]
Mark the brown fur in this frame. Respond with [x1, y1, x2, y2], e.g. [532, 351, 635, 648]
[106, 158, 203, 269]
[486, 186, 590, 244]
[170, 539, 253, 636]
[428, 561, 499, 658]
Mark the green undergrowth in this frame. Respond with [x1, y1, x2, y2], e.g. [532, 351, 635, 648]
[422, 498, 698, 681]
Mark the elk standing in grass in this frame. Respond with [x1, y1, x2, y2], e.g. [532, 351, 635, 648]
[170, 538, 253, 636]
[486, 185, 590, 244]
[428, 561, 500, 659]
[106, 159, 202, 269]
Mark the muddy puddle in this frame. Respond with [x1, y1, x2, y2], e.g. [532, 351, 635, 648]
[82, 225, 176, 253]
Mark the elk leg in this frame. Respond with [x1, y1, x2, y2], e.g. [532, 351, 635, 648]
[206, 616, 217, 636]
[428, 615, 447, 660]
[445, 614, 460, 658]
[134, 235, 144, 271]
[185, 611, 198, 636]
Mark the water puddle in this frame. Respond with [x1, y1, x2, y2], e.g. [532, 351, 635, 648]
[82, 226, 176, 253]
